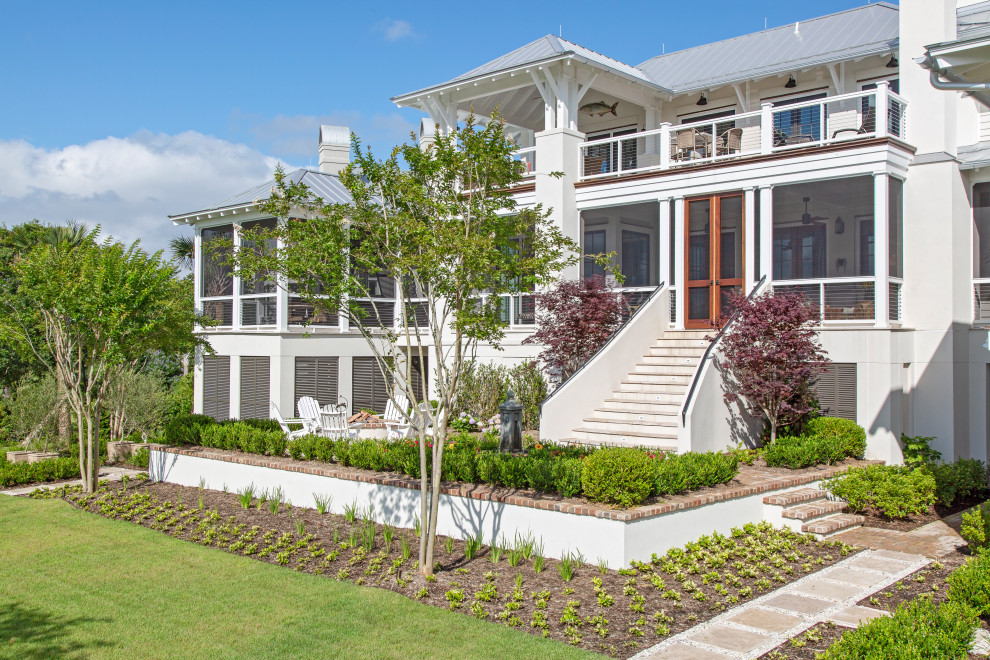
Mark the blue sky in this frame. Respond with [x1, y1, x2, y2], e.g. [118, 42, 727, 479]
[0, 0, 886, 251]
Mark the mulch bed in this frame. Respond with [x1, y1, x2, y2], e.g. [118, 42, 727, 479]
[758, 549, 988, 659]
[36, 478, 861, 658]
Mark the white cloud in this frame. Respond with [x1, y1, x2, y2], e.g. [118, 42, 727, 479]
[0, 131, 283, 253]
[379, 18, 415, 42]
[231, 111, 418, 160]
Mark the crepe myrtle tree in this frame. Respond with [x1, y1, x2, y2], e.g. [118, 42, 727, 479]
[232, 112, 578, 575]
[1, 232, 206, 491]
[718, 290, 829, 444]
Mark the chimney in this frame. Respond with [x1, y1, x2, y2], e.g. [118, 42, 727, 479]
[318, 125, 350, 175]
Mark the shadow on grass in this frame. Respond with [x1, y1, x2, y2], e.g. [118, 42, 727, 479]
[0, 600, 112, 659]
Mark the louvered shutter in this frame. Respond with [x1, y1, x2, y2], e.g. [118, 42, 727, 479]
[294, 357, 339, 414]
[353, 357, 391, 414]
[203, 355, 230, 421]
[239, 357, 270, 419]
[814, 363, 857, 421]
[410, 356, 429, 403]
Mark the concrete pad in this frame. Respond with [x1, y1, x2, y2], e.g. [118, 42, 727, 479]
[790, 579, 865, 602]
[645, 642, 730, 659]
[972, 628, 990, 656]
[846, 555, 908, 574]
[826, 605, 891, 628]
[763, 592, 833, 616]
[820, 567, 888, 587]
[870, 549, 926, 563]
[688, 624, 771, 653]
[727, 607, 803, 634]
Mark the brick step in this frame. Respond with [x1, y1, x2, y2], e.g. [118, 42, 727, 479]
[781, 500, 848, 521]
[763, 487, 830, 507]
[802, 513, 865, 538]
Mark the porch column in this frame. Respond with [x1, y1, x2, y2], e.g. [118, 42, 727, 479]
[673, 196, 685, 329]
[744, 188, 756, 293]
[873, 172, 890, 327]
[658, 196, 671, 288]
[759, 186, 773, 281]
[193, 228, 202, 315]
[535, 126, 585, 280]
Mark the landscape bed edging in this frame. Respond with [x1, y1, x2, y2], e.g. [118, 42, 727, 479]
[149, 447, 839, 568]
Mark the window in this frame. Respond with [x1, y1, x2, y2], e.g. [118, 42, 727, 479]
[858, 218, 874, 277]
[678, 108, 736, 137]
[294, 357, 339, 414]
[773, 226, 826, 280]
[975, 182, 990, 278]
[240, 219, 278, 327]
[621, 231, 651, 287]
[203, 355, 230, 421]
[768, 92, 827, 142]
[584, 127, 637, 176]
[583, 229, 606, 281]
[200, 225, 233, 326]
[239, 357, 270, 419]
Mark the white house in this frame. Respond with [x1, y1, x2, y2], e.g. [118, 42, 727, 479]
[172, 0, 990, 466]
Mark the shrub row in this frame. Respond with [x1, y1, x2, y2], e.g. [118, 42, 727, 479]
[825, 464, 937, 519]
[197, 423, 287, 457]
[0, 457, 80, 488]
[924, 458, 988, 507]
[763, 417, 866, 469]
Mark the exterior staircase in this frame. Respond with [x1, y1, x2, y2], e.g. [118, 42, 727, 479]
[564, 330, 712, 450]
[764, 486, 865, 538]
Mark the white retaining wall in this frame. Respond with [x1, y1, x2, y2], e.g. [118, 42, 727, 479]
[150, 449, 810, 568]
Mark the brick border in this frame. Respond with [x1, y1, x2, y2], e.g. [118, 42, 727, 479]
[150, 445, 856, 523]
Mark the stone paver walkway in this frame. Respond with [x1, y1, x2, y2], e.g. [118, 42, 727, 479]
[0, 466, 142, 496]
[834, 519, 966, 557]
[633, 549, 930, 660]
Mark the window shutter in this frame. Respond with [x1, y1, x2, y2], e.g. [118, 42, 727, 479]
[239, 357, 270, 419]
[353, 356, 391, 414]
[294, 357, 339, 415]
[203, 355, 230, 421]
[410, 355, 429, 403]
[814, 363, 857, 421]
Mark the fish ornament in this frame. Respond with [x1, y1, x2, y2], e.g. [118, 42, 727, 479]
[579, 101, 618, 117]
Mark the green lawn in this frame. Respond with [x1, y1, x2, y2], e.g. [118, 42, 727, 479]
[0, 496, 597, 659]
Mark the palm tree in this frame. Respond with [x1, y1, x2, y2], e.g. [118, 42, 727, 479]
[169, 235, 195, 271]
[8, 220, 91, 252]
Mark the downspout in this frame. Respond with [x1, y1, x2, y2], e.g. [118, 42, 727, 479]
[917, 52, 990, 109]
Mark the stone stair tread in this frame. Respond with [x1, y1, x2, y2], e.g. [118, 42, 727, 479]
[572, 427, 679, 440]
[763, 488, 829, 507]
[582, 417, 678, 427]
[781, 500, 848, 520]
[561, 437, 679, 451]
[802, 513, 865, 536]
[595, 406, 681, 416]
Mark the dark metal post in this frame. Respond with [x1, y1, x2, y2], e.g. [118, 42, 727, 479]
[498, 390, 523, 453]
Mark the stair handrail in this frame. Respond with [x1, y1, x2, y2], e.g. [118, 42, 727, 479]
[680, 276, 768, 425]
[542, 282, 666, 405]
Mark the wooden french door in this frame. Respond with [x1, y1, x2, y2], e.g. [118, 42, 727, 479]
[684, 193, 745, 329]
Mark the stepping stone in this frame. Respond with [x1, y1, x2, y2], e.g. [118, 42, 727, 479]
[846, 555, 909, 574]
[764, 592, 833, 616]
[727, 607, 803, 634]
[973, 628, 990, 656]
[826, 605, 891, 628]
[820, 567, 888, 588]
[791, 579, 865, 602]
[688, 624, 772, 653]
[645, 642, 730, 659]
[871, 549, 925, 563]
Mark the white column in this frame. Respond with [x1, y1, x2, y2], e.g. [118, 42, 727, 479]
[659, 123, 671, 170]
[229, 356, 242, 420]
[875, 81, 890, 139]
[744, 188, 756, 293]
[759, 186, 773, 281]
[658, 198, 671, 289]
[193, 228, 202, 316]
[760, 103, 774, 154]
[874, 172, 890, 327]
[673, 197, 685, 329]
[557, 76, 572, 131]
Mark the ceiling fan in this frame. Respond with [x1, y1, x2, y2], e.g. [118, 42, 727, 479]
[801, 197, 829, 225]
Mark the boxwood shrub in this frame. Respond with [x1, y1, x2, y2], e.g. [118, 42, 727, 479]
[804, 416, 866, 458]
[655, 451, 738, 496]
[924, 458, 988, 507]
[824, 464, 936, 518]
[581, 448, 655, 507]
[763, 417, 867, 469]
[0, 457, 80, 488]
[947, 550, 990, 618]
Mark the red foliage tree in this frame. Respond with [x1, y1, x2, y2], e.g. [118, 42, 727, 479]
[524, 275, 625, 380]
[719, 291, 829, 444]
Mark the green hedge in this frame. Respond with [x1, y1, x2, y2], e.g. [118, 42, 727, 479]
[197, 423, 287, 457]
[820, 596, 976, 659]
[825, 464, 936, 518]
[763, 417, 866, 469]
[947, 550, 990, 618]
[0, 457, 80, 488]
[581, 448, 655, 507]
[924, 458, 988, 507]
[655, 451, 738, 496]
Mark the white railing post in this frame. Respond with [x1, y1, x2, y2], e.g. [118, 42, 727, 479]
[875, 82, 890, 139]
[660, 123, 671, 169]
[760, 103, 774, 154]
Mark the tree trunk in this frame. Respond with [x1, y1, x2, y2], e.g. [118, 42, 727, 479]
[58, 401, 70, 443]
[418, 433, 429, 575]
[77, 408, 86, 492]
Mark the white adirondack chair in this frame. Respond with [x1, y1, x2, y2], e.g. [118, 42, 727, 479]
[271, 402, 308, 441]
[383, 392, 412, 440]
[296, 396, 324, 435]
[320, 411, 360, 440]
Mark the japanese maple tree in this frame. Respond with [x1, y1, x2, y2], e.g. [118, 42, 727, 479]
[718, 291, 829, 444]
[524, 275, 626, 380]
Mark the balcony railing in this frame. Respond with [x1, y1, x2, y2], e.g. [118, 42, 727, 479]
[578, 86, 907, 181]
[975, 279, 990, 324]
[772, 277, 879, 324]
[512, 146, 536, 177]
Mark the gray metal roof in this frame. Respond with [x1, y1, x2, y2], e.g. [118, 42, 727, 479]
[170, 169, 352, 220]
[636, 3, 899, 94]
[958, 142, 990, 170]
[959, 1, 990, 38]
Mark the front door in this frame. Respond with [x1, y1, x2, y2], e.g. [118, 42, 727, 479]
[684, 194, 744, 329]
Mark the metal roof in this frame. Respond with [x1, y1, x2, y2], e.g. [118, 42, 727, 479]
[958, 1, 990, 39]
[169, 169, 352, 222]
[958, 142, 990, 170]
[636, 3, 899, 94]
